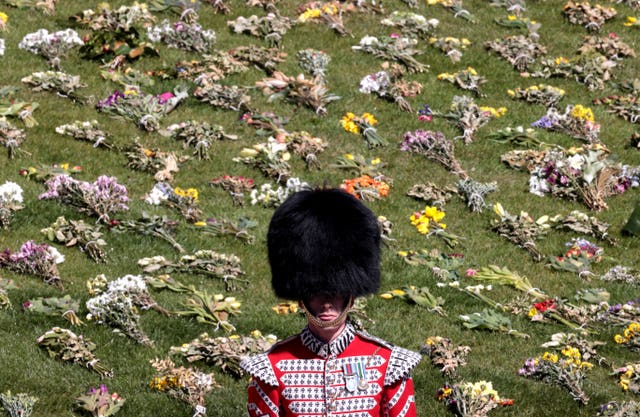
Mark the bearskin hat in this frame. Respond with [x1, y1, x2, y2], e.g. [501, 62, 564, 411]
[267, 188, 381, 301]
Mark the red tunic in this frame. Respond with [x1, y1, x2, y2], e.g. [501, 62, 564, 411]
[241, 323, 421, 417]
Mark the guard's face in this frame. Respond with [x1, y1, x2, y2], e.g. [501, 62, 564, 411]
[304, 295, 348, 322]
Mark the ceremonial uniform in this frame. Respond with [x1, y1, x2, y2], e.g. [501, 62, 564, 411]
[241, 323, 421, 417]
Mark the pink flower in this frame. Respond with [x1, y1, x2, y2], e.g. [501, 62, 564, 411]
[389, 33, 400, 38]
[465, 268, 477, 277]
[157, 92, 175, 104]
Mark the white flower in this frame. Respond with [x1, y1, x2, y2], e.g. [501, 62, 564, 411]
[144, 184, 169, 205]
[47, 246, 65, 264]
[0, 39, 5, 56]
[566, 154, 584, 170]
[528, 170, 550, 196]
[0, 181, 24, 204]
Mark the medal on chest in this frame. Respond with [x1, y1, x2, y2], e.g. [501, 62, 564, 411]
[343, 361, 368, 392]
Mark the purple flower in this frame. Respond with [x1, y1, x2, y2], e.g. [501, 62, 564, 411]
[531, 115, 555, 129]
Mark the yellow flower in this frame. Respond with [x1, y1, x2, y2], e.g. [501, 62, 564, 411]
[624, 16, 637, 26]
[620, 378, 630, 390]
[251, 329, 263, 338]
[371, 157, 381, 165]
[466, 67, 477, 75]
[541, 351, 559, 363]
[391, 289, 407, 296]
[507, 89, 515, 96]
[193, 221, 206, 227]
[527, 307, 538, 317]
[379, 292, 394, 299]
[298, 8, 321, 22]
[554, 57, 570, 65]
[507, 15, 517, 20]
[124, 89, 138, 96]
[424, 206, 445, 222]
[345, 153, 354, 160]
[0, 12, 8, 24]
[362, 112, 378, 125]
[614, 334, 626, 344]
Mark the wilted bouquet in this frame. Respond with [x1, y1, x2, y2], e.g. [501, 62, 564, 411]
[21, 71, 87, 103]
[18, 28, 83, 68]
[0, 89, 39, 128]
[0, 181, 23, 229]
[281, 130, 328, 170]
[380, 11, 439, 39]
[0, 391, 38, 417]
[359, 69, 423, 112]
[75, 385, 125, 417]
[380, 285, 446, 316]
[352, 35, 428, 74]
[54, 120, 114, 149]
[578, 34, 636, 60]
[23, 294, 84, 326]
[39, 174, 129, 223]
[165, 120, 237, 160]
[296, 48, 330, 82]
[125, 141, 185, 183]
[193, 217, 257, 245]
[331, 153, 387, 178]
[170, 330, 277, 377]
[519, 347, 593, 404]
[0, 117, 28, 158]
[592, 94, 640, 124]
[398, 248, 464, 282]
[96, 85, 188, 131]
[487, 125, 547, 148]
[507, 84, 565, 108]
[0, 240, 64, 289]
[467, 264, 547, 299]
[147, 10, 215, 52]
[401, 129, 467, 177]
[37, 327, 113, 378]
[460, 308, 529, 338]
[138, 250, 246, 291]
[41, 216, 107, 262]
[19, 162, 82, 182]
[437, 380, 514, 417]
[562, 0, 617, 31]
[485, 34, 547, 71]
[233, 137, 292, 183]
[255, 71, 340, 115]
[111, 212, 184, 253]
[227, 13, 293, 48]
[209, 175, 255, 206]
[150, 357, 217, 417]
[434, 95, 506, 143]
[491, 202, 550, 261]
[430, 36, 471, 63]
[528, 54, 616, 91]
[420, 336, 470, 378]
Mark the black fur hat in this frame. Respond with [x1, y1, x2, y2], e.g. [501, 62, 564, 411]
[267, 188, 381, 300]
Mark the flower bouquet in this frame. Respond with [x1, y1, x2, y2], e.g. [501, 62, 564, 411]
[54, 120, 114, 149]
[193, 81, 251, 112]
[380, 11, 439, 40]
[597, 401, 640, 416]
[228, 44, 287, 74]
[541, 332, 606, 365]
[331, 153, 387, 178]
[0, 391, 38, 417]
[23, 294, 84, 326]
[532, 104, 601, 143]
[491, 202, 550, 261]
[437, 381, 514, 417]
[39, 174, 129, 223]
[519, 347, 593, 404]
[96, 85, 188, 131]
[147, 10, 216, 53]
[0, 117, 28, 159]
[507, 84, 565, 108]
[297, 2, 350, 37]
[599, 265, 639, 285]
[125, 141, 186, 182]
[595, 300, 640, 326]
[149, 357, 217, 417]
[468, 264, 546, 299]
[410, 205, 464, 248]
[527, 298, 591, 333]
[256, 71, 340, 115]
[397, 249, 464, 282]
[420, 336, 470, 378]
[37, 327, 113, 378]
[144, 182, 201, 222]
[227, 13, 293, 48]
[562, 0, 617, 31]
[592, 94, 640, 124]
[460, 308, 529, 338]
[41, 216, 107, 262]
[0, 181, 23, 229]
[429, 36, 471, 63]
[400, 129, 468, 179]
[352, 35, 428, 74]
[380, 285, 446, 316]
[341, 112, 387, 148]
[485, 34, 546, 71]
[487, 125, 547, 148]
[280, 130, 328, 170]
[138, 250, 246, 291]
[359, 69, 423, 112]
[174, 290, 242, 333]
[233, 137, 292, 183]
[169, 330, 278, 377]
[249, 177, 311, 208]
[528, 54, 616, 91]
[21, 71, 88, 103]
[426, 0, 477, 23]
[457, 178, 498, 213]
[209, 175, 255, 206]
[165, 120, 237, 160]
[340, 175, 390, 201]
[578, 34, 636, 60]
[547, 238, 603, 279]
[0, 240, 64, 289]
[75, 385, 125, 417]
[193, 217, 257, 245]
[110, 212, 184, 253]
[612, 363, 640, 393]
[613, 322, 640, 352]
[433, 95, 505, 143]
[18, 28, 83, 68]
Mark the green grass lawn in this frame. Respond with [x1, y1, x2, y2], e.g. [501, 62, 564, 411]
[1, 0, 640, 416]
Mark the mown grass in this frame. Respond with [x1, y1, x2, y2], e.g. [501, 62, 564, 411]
[1, 0, 640, 416]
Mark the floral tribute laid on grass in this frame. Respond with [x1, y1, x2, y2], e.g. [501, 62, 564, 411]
[3, 0, 640, 416]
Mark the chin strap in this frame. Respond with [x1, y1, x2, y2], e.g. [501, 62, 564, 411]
[303, 297, 353, 329]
